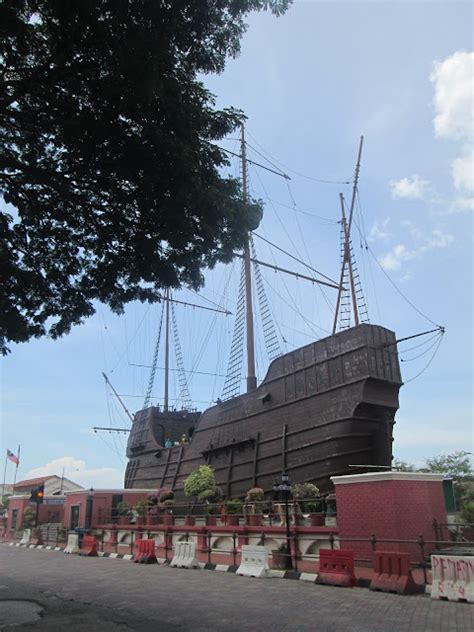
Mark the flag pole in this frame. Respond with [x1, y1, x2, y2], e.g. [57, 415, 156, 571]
[1, 451, 8, 500]
[12, 444, 20, 489]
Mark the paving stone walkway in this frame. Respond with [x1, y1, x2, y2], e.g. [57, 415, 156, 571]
[1, 545, 473, 631]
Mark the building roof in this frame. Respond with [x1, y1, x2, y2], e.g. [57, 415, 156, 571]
[14, 475, 58, 489]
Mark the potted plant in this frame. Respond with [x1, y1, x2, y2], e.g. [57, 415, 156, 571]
[116, 501, 131, 525]
[245, 488, 265, 526]
[146, 493, 160, 526]
[134, 497, 150, 526]
[158, 489, 175, 526]
[224, 498, 242, 526]
[199, 487, 223, 525]
[271, 542, 292, 570]
[291, 482, 323, 526]
[184, 464, 218, 523]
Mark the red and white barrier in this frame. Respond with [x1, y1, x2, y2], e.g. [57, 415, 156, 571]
[431, 555, 474, 603]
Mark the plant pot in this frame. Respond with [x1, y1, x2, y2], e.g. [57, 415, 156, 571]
[247, 514, 262, 527]
[206, 515, 217, 526]
[162, 513, 174, 527]
[226, 515, 240, 527]
[309, 513, 325, 527]
[117, 515, 130, 526]
[271, 549, 292, 570]
[136, 516, 146, 526]
[184, 515, 195, 526]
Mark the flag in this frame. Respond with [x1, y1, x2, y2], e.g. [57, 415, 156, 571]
[7, 449, 19, 466]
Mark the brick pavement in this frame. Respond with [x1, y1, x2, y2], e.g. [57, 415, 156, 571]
[1, 545, 473, 631]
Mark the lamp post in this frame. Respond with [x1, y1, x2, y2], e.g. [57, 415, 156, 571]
[273, 472, 292, 569]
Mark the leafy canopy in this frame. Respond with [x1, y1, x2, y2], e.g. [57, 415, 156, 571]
[0, 0, 291, 353]
[183, 464, 216, 499]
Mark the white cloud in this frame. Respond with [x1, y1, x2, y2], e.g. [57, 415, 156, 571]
[368, 217, 391, 242]
[449, 196, 474, 214]
[379, 244, 415, 271]
[431, 51, 473, 142]
[378, 228, 454, 271]
[452, 148, 474, 192]
[389, 174, 430, 200]
[24, 456, 123, 489]
[430, 50, 474, 206]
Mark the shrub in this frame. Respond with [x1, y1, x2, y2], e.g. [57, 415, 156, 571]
[116, 501, 131, 516]
[461, 501, 474, 524]
[245, 487, 264, 502]
[184, 465, 216, 499]
[23, 507, 36, 528]
[291, 482, 320, 512]
[225, 498, 242, 515]
[134, 497, 150, 517]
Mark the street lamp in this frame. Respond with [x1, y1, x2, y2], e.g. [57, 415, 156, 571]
[272, 472, 292, 569]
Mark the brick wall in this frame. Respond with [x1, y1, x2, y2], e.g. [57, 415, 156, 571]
[332, 472, 447, 563]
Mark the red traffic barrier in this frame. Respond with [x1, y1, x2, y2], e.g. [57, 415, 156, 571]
[79, 535, 98, 557]
[316, 549, 356, 588]
[370, 551, 417, 595]
[133, 538, 157, 564]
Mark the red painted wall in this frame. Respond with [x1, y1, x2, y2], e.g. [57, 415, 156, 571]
[333, 473, 447, 562]
[64, 490, 153, 529]
[6, 497, 64, 533]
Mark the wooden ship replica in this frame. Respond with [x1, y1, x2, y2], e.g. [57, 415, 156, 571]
[107, 132, 403, 497]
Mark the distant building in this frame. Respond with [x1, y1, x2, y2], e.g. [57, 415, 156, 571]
[13, 475, 83, 496]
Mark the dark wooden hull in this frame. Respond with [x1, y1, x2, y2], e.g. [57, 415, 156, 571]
[125, 324, 402, 496]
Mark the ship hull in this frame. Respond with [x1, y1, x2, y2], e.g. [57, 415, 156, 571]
[125, 324, 402, 496]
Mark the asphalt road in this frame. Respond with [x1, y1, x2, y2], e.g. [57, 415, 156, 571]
[1, 545, 473, 631]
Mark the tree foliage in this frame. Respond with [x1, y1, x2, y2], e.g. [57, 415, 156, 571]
[393, 451, 474, 509]
[418, 451, 473, 479]
[183, 464, 216, 499]
[0, 0, 291, 353]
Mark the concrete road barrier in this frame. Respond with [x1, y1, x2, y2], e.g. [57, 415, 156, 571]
[431, 555, 474, 603]
[237, 545, 269, 578]
[64, 534, 80, 555]
[170, 541, 200, 569]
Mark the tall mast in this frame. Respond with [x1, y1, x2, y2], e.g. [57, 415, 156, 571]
[333, 136, 363, 333]
[164, 288, 170, 411]
[241, 124, 257, 392]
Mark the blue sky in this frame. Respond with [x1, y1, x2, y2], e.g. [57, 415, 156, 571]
[1, 1, 472, 488]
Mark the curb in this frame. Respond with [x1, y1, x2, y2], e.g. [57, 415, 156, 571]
[4, 542, 317, 583]
[3, 544, 428, 592]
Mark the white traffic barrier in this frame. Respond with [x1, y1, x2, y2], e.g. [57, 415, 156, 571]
[19, 529, 31, 546]
[64, 534, 80, 555]
[170, 541, 199, 569]
[236, 545, 269, 578]
[431, 555, 474, 603]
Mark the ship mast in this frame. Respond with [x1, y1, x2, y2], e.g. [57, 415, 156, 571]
[332, 136, 364, 333]
[241, 124, 257, 392]
[164, 287, 170, 412]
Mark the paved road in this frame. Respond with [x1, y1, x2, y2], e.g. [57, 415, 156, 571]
[1, 545, 473, 631]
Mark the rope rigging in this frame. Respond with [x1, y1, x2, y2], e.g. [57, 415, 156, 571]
[171, 298, 193, 410]
[250, 235, 282, 362]
[143, 300, 165, 408]
[221, 259, 246, 400]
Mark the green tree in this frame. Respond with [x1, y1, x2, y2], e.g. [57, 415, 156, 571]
[420, 451, 474, 509]
[0, 0, 291, 354]
[392, 458, 416, 472]
[419, 451, 473, 478]
[183, 464, 216, 500]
